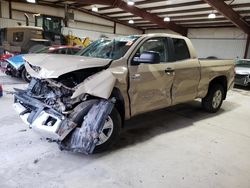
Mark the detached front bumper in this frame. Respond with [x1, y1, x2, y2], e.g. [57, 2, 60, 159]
[14, 90, 67, 140]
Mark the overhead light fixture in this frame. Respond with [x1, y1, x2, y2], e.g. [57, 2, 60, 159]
[167, 0, 173, 5]
[128, 20, 134, 24]
[92, 6, 98, 12]
[164, 17, 170, 22]
[127, 0, 135, 6]
[26, 0, 36, 3]
[208, 12, 216, 19]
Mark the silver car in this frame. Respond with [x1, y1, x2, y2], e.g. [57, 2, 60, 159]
[235, 59, 250, 87]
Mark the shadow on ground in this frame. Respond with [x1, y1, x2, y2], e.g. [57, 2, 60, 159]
[111, 100, 239, 152]
[232, 85, 250, 96]
[234, 85, 250, 91]
[0, 75, 25, 85]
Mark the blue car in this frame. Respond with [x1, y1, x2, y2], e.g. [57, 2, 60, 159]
[1, 46, 81, 82]
[3, 54, 32, 82]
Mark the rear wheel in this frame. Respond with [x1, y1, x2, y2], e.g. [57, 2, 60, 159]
[61, 100, 122, 153]
[202, 84, 225, 113]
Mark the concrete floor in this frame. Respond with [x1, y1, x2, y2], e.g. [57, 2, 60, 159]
[1, 72, 250, 188]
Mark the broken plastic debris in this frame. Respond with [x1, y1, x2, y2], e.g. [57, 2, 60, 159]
[60, 98, 115, 154]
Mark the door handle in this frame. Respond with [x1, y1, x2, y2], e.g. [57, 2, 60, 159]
[165, 68, 175, 73]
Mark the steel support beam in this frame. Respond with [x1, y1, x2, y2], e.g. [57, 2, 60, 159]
[202, 0, 250, 34]
[113, 22, 116, 34]
[75, 0, 187, 35]
[9, 0, 12, 19]
[244, 35, 250, 59]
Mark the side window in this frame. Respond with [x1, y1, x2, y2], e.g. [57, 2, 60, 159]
[172, 38, 190, 61]
[136, 38, 168, 62]
[67, 48, 73, 55]
[57, 48, 67, 54]
[13, 32, 24, 42]
[72, 48, 80, 54]
[49, 49, 57, 54]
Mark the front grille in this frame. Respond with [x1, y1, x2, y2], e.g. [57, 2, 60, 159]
[235, 74, 248, 79]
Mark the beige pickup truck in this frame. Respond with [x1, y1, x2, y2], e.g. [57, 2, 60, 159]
[13, 33, 235, 153]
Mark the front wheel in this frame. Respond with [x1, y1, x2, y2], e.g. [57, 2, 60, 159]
[94, 108, 121, 153]
[202, 84, 225, 113]
[61, 100, 122, 153]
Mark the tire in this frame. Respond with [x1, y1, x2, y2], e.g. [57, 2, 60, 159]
[202, 84, 225, 113]
[61, 99, 122, 154]
[21, 68, 32, 82]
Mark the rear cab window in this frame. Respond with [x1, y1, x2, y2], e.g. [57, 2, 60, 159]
[172, 38, 190, 61]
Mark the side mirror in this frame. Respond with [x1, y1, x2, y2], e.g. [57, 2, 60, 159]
[131, 51, 160, 66]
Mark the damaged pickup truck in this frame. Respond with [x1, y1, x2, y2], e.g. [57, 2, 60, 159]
[13, 34, 235, 154]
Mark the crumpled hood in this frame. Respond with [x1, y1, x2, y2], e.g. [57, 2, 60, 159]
[235, 66, 250, 75]
[24, 54, 112, 78]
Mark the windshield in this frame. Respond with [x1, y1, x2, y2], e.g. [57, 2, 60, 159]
[235, 59, 250, 67]
[236, 63, 250, 67]
[235, 59, 250, 64]
[76, 36, 139, 60]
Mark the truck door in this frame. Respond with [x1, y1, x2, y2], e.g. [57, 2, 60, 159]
[128, 37, 175, 116]
[169, 38, 201, 105]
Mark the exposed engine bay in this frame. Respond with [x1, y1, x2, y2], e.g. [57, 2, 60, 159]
[25, 67, 106, 113]
[52, 67, 106, 88]
[26, 78, 74, 113]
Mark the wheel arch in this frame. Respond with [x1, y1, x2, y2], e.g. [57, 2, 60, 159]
[208, 75, 228, 99]
[110, 87, 125, 127]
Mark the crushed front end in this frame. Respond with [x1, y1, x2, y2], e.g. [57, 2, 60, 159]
[13, 78, 78, 140]
[13, 74, 116, 154]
